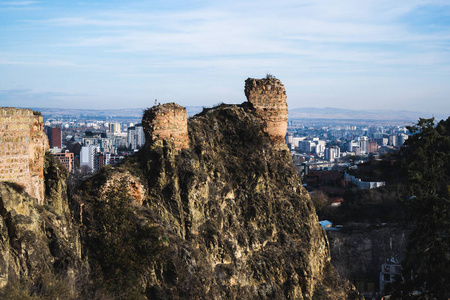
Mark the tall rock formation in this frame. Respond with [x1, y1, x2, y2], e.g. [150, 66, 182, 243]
[0, 78, 360, 299]
[244, 76, 288, 145]
[0, 108, 48, 203]
[72, 79, 358, 299]
[0, 153, 81, 297]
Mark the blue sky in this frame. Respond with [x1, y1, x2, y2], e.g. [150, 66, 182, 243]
[1, 0, 449, 115]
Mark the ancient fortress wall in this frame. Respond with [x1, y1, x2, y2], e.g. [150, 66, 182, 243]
[142, 103, 189, 151]
[244, 77, 288, 145]
[0, 108, 48, 203]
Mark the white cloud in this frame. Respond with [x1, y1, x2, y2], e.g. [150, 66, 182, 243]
[2, 0, 450, 112]
[0, 1, 37, 5]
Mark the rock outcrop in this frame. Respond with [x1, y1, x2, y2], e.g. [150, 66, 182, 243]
[0, 78, 360, 299]
[327, 226, 409, 294]
[0, 153, 81, 297]
[75, 103, 359, 299]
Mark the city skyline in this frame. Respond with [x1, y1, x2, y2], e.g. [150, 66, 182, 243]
[1, 0, 450, 115]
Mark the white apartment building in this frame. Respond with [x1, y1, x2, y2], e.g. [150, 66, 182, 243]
[127, 123, 145, 150]
[109, 123, 121, 134]
[80, 145, 98, 171]
[358, 136, 369, 154]
[324, 146, 340, 162]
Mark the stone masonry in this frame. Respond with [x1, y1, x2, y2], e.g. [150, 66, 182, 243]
[0, 108, 48, 203]
[142, 103, 189, 151]
[244, 77, 288, 145]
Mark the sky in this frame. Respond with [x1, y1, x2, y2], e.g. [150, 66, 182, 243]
[0, 0, 449, 115]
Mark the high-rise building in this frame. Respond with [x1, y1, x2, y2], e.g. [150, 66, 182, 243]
[346, 140, 359, 152]
[358, 136, 369, 154]
[352, 146, 361, 156]
[368, 141, 378, 153]
[315, 140, 326, 155]
[299, 140, 315, 153]
[286, 132, 293, 145]
[109, 123, 121, 134]
[127, 123, 145, 150]
[398, 133, 409, 146]
[47, 127, 62, 149]
[325, 146, 340, 162]
[373, 132, 385, 139]
[80, 145, 97, 171]
[389, 135, 398, 147]
[291, 137, 305, 149]
[95, 152, 110, 170]
[53, 151, 74, 173]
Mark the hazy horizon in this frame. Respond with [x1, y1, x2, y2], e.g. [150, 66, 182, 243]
[1, 1, 450, 115]
[11, 105, 445, 123]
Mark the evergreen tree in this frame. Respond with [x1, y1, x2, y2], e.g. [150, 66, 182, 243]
[394, 117, 450, 299]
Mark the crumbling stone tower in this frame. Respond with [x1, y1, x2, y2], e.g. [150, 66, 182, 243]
[142, 103, 189, 151]
[0, 108, 48, 203]
[244, 76, 288, 145]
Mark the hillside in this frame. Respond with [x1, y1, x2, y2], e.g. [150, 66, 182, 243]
[1, 77, 361, 299]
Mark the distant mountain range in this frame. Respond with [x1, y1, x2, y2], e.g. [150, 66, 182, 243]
[28, 107, 204, 120]
[26, 106, 447, 123]
[289, 107, 447, 122]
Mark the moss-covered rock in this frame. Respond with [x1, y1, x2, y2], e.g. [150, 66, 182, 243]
[73, 104, 360, 299]
[1, 104, 360, 299]
[0, 152, 81, 298]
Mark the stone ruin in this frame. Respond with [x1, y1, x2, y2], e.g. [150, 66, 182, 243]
[0, 78, 288, 201]
[244, 76, 288, 145]
[142, 77, 288, 150]
[142, 103, 189, 151]
[0, 107, 48, 203]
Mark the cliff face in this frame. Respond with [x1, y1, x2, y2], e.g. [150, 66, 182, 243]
[0, 109, 80, 295]
[75, 103, 359, 299]
[327, 226, 409, 294]
[0, 153, 81, 297]
[0, 78, 359, 299]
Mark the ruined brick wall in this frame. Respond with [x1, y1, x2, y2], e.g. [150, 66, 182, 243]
[0, 108, 48, 203]
[244, 77, 288, 145]
[142, 103, 189, 151]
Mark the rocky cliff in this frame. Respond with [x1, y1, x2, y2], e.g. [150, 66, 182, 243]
[71, 101, 359, 299]
[327, 226, 409, 295]
[0, 152, 82, 298]
[0, 78, 360, 299]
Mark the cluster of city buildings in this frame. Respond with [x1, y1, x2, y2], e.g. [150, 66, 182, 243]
[45, 114, 411, 186]
[287, 130, 408, 163]
[287, 124, 409, 190]
[45, 121, 145, 174]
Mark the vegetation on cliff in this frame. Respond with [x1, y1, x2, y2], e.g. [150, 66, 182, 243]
[1, 103, 360, 299]
[392, 117, 450, 299]
[70, 104, 360, 299]
[0, 153, 81, 299]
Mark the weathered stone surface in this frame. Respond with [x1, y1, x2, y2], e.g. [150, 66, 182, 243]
[98, 170, 146, 204]
[0, 108, 48, 203]
[74, 104, 359, 299]
[1, 100, 360, 299]
[0, 181, 81, 295]
[244, 77, 288, 145]
[142, 103, 189, 151]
